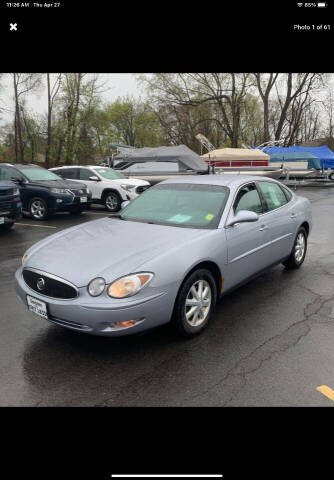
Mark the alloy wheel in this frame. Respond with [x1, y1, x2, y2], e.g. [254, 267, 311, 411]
[184, 279, 212, 327]
[31, 200, 46, 219]
[294, 232, 305, 263]
[105, 194, 118, 211]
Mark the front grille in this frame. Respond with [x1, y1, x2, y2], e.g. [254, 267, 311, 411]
[0, 189, 13, 196]
[69, 188, 86, 196]
[136, 185, 149, 194]
[0, 201, 13, 211]
[23, 269, 78, 300]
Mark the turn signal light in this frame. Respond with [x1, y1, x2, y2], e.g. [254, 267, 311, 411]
[110, 319, 137, 329]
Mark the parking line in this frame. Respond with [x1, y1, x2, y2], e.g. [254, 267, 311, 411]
[15, 223, 57, 229]
[85, 211, 109, 215]
[316, 385, 334, 402]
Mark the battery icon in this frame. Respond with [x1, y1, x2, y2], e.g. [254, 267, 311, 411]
[318, 2, 327, 7]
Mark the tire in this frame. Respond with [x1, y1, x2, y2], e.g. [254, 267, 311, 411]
[0, 222, 14, 230]
[282, 227, 307, 270]
[329, 172, 334, 182]
[172, 268, 217, 338]
[29, 197, 49, 221]
[103, 191, 121, 212]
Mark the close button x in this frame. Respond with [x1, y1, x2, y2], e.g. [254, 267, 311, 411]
[10, 23, 17, 31]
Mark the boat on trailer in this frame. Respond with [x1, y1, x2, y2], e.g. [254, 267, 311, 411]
[201, 147, 284, 179]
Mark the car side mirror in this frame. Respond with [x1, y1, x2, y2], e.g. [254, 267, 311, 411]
[11, 176, 23, 185]
[226, 210, 259, 227]
[89, 176, 100, 181]
[121, 201, 130, 209]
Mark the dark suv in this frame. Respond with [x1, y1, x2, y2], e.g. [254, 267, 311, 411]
[0, 180, 22, 230]
[0, 163, 92, 221]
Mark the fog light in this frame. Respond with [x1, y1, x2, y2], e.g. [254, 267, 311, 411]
[110, 319, 138, 329]
[56, 199, 63, 203]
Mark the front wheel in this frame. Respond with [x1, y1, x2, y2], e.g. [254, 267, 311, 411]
[0, 222, 14, 230]
[172, 269, 217, 338]
[282, 227, 307, 270]
[104, 192, 121, 212]
[29, 197, 48, 221]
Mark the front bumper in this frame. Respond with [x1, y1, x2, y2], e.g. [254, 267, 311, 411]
[14, 267, 175, 336]
[0, 199, 22, 222]
[48, 193, 92, 213]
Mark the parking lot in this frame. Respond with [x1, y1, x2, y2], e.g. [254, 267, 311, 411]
[1, 188, 334, 406]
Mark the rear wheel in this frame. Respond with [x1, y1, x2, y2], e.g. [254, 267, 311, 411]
[29, 197, 48, 221]
[172, 269, 217, 338]
[103, 191, 121, 212]
[283, 227, 307, 269]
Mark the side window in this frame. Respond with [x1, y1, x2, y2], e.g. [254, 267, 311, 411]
[0, 166, 21, 181]
[234, 184, 263, 215]
[79, 168, 94, 181]
[257, 182, 288, 212]
[59, 168, 79, 180]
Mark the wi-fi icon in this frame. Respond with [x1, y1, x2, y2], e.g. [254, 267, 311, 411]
[297, 2, 303, 6]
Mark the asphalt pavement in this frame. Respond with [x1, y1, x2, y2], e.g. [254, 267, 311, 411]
[1, 190, 334, 406]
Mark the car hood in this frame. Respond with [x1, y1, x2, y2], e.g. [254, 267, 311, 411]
[104, 178, 150, 187]
[24, 217, 210, 287]
[25, 179, 88, 190]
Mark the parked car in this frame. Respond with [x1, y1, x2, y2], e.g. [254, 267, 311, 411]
[0, 163, 92, 220]
[15, 175, 312, 338]
[0, 180, 22, 230]
[50, 165, 150, 212]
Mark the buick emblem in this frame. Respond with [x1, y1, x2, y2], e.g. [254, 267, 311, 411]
[37, 278, 45, 291]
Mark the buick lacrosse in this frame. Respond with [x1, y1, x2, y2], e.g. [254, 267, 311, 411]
[15, 175, 312, 337]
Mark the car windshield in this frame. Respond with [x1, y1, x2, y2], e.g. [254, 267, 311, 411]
[20, 167, 62, 181]
[120, 183, 229, 229]
[94, 167, 125, 180]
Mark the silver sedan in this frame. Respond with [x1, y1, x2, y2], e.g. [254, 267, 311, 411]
[15, 175, 312, 338]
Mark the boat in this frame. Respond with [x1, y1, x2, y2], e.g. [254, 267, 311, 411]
[201, 147, 283, 178]
[268, 151, 320, 178]
[110, 145, 209, 185]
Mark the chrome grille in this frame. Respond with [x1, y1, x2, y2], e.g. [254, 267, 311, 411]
[23, 268, 78, 300]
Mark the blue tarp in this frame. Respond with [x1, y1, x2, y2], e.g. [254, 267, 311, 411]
[258, 145, 334, 169]
[269, 152, 322, 170]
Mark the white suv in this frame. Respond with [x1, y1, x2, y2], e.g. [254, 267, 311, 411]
[50, 166, 150, 212]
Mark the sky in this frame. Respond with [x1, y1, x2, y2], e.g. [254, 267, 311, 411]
[0, 73, 143, 126]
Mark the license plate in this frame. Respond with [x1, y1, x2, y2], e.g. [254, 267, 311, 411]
[27, 295, 48, 319]
[80, 197, 87, 203]
[0, 217, 4, 224]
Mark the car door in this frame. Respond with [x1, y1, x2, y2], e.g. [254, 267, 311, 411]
[256, 181, 296, 264]
[225, 182, 270, 289]
[79, 168, 101, 200]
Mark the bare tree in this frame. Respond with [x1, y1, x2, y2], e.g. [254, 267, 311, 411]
[139, 73, 254, 147]
[45, 73, 62, 168]
[253, 73, 279, 143]
[12, 73, 42, 162]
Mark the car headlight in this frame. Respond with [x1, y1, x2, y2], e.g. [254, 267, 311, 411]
[22, 251, 29, 265]
[13, 188, 20, 196]
[88, 277, 106, 297]
[120, 184, 136, 191]
[50, 188, 70, 194]
[108, 273, 154, 298]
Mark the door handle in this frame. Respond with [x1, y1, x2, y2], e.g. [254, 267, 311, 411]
[259, 225, 269, 231]
[290, 213, 297, 219]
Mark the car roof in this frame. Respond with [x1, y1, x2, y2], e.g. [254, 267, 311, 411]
[51, 165, 98, 169]
[160, 174, 280, 188]
[0, 163, 42, 170]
